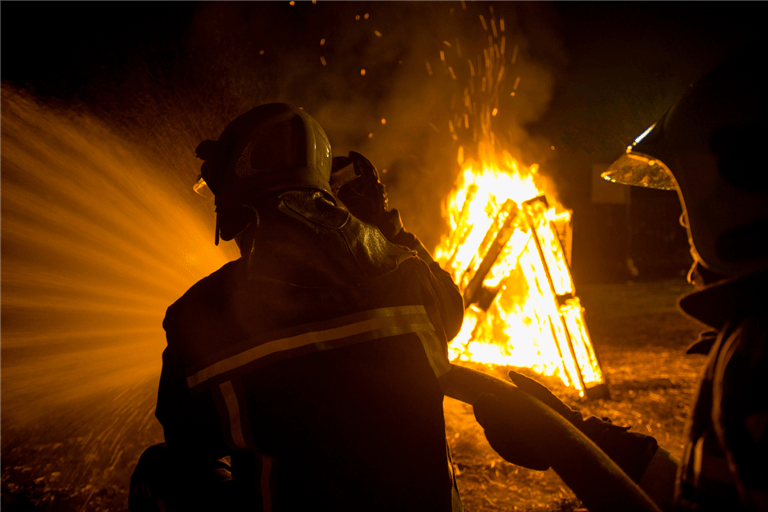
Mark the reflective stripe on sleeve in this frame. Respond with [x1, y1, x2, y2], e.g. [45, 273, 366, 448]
[187, 305, 446, 389]
[260, 453, 273, 512]
[219, 380, 248, 450]
[417, 330, 451, 378]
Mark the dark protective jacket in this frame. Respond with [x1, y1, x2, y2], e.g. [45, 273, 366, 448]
[156, 190, 465, 511]
[676, 268, 768, 511]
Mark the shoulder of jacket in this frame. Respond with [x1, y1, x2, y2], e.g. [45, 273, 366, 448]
[165, 259, 242, 324]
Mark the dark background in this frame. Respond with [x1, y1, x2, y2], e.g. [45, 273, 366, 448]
[2, 1, 762, 284]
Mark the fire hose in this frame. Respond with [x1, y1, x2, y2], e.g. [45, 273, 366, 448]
[442, 363, 663, 512]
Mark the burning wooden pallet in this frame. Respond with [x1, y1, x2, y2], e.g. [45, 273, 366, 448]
[436, 165, 609, 400]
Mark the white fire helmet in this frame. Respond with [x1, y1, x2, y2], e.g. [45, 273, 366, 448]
[602, 46, 768, 278]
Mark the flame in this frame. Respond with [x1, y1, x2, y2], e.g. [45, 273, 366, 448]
[426, 6, 604, 396]
[435, 147, 604, 397]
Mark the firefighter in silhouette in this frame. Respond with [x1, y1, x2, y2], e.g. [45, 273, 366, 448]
[474, 45, 768, 512]
[129, 103, 464, 511]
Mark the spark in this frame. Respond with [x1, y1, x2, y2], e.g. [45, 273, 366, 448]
[381, 118, 386, 125]
[374, 30, 382, 37]
[320, 56, 327, 66]
[360, 69, 366, 76]
[513, 76, 521, 90]
[320, 38, 325, 45]
[511, 45, 519, 64]
[426, 61, 433, 76]
[479, 14, 488, 31]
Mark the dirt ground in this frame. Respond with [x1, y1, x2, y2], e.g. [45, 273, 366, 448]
[1, 278, 708, 511]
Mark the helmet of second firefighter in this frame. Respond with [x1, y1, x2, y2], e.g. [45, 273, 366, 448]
[602, 46, 768, 277]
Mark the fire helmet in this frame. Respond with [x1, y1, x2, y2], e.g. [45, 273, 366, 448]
[194, 103, 333, 243]
[602, 46, 768, 277]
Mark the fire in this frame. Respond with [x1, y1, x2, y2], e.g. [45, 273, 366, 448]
[435, 147, 606, 398]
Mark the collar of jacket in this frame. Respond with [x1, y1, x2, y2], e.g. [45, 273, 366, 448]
[236, 190, 417, 287]
[677, 267, 768, 330]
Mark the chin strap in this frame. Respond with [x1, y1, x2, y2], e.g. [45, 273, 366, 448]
[214, 212, 220, 246]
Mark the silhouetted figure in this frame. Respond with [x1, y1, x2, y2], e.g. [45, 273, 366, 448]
[130, 104, 464, 511]
[475, 45, 768, 512]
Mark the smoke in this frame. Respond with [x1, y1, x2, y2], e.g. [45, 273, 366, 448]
[157, 1, 568, 249]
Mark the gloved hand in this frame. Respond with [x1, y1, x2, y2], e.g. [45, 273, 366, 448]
[474, 371, 658, 482]
[473, 393, 551, 470]
[331, 152, 403, 241]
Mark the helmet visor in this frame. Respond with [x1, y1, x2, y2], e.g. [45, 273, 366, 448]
[601, 151, 678, 190]
[193, 175, 216, 200]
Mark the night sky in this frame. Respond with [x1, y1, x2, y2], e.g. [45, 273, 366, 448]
[2, 1, 763, 280]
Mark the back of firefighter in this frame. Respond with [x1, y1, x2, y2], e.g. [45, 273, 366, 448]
[130, 103, 464, 512]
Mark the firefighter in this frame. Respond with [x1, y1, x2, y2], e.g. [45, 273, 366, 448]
[129, 103, 465, 511]
[474, 45, 768, 512]
[602, 45, 768, 511]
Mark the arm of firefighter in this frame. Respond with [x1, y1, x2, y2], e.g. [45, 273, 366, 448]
[710, 314, 768, 509]
[412, 247, 464, 342]
[379, 208, 464, 341]
[385, 210, 434, 264]
[156, 344, 229, 460]
[507, 370, 678, 512]
[330, 151, 464, 338]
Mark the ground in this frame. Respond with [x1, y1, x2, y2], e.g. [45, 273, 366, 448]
[1, 279, 707, 511]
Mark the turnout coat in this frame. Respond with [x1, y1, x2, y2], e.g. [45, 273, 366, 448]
[156, 190, 465, 511]
[677, 268, 768, 511]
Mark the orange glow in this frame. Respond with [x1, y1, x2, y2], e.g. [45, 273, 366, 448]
[435, 144, 604, 397]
